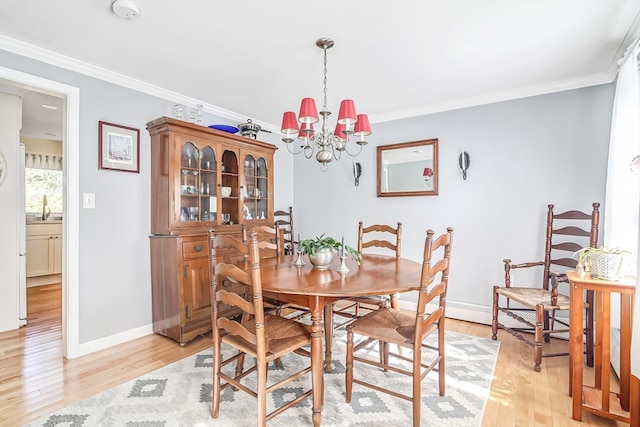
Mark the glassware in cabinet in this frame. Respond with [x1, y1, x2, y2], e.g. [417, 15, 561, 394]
[220, 150, 239, 225]
[179, 142, 200, 222]
[242, 155, 269, 221]
[199, 146, 217, 221]
[255, 157, 269, 220]
[242, 154, 257, 220]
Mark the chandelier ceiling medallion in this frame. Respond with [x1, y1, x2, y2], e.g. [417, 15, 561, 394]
[280, 37, 371, 171]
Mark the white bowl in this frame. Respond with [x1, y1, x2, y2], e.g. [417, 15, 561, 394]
[221, 187, 232, 197]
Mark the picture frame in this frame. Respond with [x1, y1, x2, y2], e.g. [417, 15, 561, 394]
[98, 121, 140, 173]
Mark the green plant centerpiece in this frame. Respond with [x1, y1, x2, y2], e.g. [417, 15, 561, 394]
[575, 246, 632, 280]
[297, 234, 361, 270]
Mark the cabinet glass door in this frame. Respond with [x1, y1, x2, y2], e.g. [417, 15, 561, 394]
[180, 142, 199, 222]
[179, 142, 218, 224]
[243, 155, 268, 221]
[199, 146, 217, 222]
[221, 150, 239, 225]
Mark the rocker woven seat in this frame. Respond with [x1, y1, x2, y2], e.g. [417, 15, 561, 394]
[495, 287, 571, 311]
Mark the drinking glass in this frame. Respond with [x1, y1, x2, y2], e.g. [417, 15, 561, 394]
[196, 104, 203, 125]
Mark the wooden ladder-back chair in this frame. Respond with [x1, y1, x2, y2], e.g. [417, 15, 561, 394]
[243, 223, 310, 322]
[208, 231, 313, 426]
[241, 224, 284, 258]
[492, 202, 600, 372]
[345, 227, 453, 427]
[332, 222, 402, 330]
[274, 206, 294, 255]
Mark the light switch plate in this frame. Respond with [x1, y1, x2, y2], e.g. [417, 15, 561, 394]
[83, 193, 95, 209]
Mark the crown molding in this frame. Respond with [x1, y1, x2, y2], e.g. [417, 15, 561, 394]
[370, 71, 612, 124]
[1, 34, 621, 129]
[0, 35, 282, 130]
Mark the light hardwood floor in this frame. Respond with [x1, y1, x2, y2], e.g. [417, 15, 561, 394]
[0, 284, 625, 427]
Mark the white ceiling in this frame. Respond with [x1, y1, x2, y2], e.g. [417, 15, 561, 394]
[1, 0, 639, 140]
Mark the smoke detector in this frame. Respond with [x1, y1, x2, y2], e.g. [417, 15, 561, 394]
[112, 0, 140, 20]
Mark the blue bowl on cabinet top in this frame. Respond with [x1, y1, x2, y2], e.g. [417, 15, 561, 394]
[209, 124, 239, 134]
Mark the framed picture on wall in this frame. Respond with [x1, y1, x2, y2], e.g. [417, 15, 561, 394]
[98, 121, 140, 173]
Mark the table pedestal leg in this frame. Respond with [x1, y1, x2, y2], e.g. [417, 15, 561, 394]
[310, 300, 324, 427]
[324, 304, 334, 371]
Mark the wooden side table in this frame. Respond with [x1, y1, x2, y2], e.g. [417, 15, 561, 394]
[567, 271, 636, 424]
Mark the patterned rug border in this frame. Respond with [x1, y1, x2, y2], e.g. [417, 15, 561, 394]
[24, 330, 500, 427]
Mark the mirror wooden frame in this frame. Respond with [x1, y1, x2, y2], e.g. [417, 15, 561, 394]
[377, 139, 438, 197]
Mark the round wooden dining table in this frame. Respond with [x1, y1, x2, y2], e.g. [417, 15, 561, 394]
[257, 253, 423, 427]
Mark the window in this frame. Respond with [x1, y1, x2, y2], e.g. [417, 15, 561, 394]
[25, 168, 63, 214]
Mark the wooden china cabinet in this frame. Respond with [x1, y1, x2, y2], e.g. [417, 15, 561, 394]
[147, 116, 276, 345]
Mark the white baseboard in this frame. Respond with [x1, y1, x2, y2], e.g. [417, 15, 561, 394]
[73, 301, 493, 359]
[399, 299, 494, 325]
[27, 274, 62, 287]
[75, 323, 154, 358]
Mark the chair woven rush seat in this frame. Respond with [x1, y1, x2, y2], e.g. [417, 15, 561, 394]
[495, 287, 571, 311]
[221, 314, 312, 361]
[348, 307, 431, 344]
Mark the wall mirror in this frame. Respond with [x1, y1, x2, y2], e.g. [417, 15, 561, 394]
[377, 138, 438, 197]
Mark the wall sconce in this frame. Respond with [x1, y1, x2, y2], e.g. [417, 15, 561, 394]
[354, 161, 362, 186]
[459, 149, 471, 180]
[631, 154, 640, 175]
[423, 167, 433, 186]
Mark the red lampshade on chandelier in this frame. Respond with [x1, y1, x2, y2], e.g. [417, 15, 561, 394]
[280, 37, 371, 171]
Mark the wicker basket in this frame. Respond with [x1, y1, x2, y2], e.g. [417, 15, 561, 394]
[589, 253, 623, 280]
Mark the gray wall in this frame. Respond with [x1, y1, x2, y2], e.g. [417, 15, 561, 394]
[1, 48, 614, 342]
[0, 50, 293, 344]
[293, 85, 614, 310]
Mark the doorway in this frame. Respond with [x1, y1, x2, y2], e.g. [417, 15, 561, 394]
[0, 66, 80, 359]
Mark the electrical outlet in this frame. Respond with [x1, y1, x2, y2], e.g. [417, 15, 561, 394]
[83, 193, 95, 209]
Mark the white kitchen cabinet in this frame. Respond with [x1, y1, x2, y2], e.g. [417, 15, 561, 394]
[26, 223, 62, 277]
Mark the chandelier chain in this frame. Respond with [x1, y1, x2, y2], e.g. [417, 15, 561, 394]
[322, 45, 329, 113]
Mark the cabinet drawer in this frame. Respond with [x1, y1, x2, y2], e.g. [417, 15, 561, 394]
[182, 239, 207, 259]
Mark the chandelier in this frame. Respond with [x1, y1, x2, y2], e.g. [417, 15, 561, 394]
[280, 37, 371, 171]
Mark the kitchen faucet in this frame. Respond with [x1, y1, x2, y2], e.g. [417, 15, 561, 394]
[41, 194, 51, 221]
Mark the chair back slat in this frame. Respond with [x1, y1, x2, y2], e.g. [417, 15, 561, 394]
[217, 289, 255, 314]
[549, 257, 578, 269]
[361, 239, 397, 252]
[553, 210, 594, 220]
[553, 226, 591, 237]
[551, 242, 584, 253]
[357, 221, 402, 258]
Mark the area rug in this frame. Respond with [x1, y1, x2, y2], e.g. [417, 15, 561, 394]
[24, 330, 500, 427]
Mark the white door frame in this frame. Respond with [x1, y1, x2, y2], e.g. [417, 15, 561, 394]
[1, 66, 80, 358]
